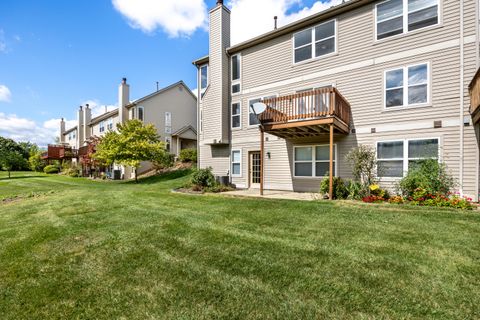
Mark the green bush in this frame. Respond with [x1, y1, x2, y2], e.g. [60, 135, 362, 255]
[191, 167, 216, 189]
[179, 148, 197, 163]
[28, 151, 46, 172]
[43, 165, 60, 174]
[397, 159, 455, 197]
[320, 176, 348, 199]
[345, 180, 364, 200]
[64, 166, 81, 177]
[153, 152, 175, 170]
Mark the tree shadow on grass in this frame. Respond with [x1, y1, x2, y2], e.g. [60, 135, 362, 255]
[0, 175, 47, 181]
[126, 169, 193, 185]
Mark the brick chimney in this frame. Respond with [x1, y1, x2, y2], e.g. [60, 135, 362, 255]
[118, 78, 130, 123]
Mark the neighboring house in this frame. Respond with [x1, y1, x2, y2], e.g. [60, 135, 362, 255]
[194, 0, 480, 201]
[57, 78, 197, 179]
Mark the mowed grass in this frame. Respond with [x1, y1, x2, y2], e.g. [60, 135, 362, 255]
[0, 171, 479, 319]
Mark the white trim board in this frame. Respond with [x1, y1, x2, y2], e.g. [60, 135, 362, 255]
[354, 117, 460, 134]
[242, 35, 476, 95]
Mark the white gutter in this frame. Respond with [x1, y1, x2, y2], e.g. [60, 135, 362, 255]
[459, 0, 465, 196]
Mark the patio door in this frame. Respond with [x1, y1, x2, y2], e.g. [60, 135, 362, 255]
[249, 151, 261, 189]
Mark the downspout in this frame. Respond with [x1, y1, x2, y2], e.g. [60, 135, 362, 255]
[459, 0, 465, 196]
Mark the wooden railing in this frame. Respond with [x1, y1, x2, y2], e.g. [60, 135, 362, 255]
[41, 144, 77, 159]
[469, 68, 480, 123]
[78, 146, 89, 157]
[259, 87, 350, 126]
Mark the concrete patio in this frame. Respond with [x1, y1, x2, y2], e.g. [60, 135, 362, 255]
[221, 189, 321, 201]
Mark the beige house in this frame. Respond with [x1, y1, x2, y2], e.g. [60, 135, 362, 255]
[194, 0, 480, 201]
[59, 78, 197, 179]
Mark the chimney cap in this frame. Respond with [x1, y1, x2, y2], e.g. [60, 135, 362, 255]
[79, 105, 83, 110]
[122, 77, 127, 84]
[85, 103, 89, 108]
[216, 0, 223, 5]
[61, 117, 64, 121]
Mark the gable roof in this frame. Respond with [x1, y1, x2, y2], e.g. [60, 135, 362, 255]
[193, 0, 375, 65]
[63, 126, 77, 135]
[89, 109, 119, 126]
[126, 81, 196, 109]
[172, 125, 197, 137]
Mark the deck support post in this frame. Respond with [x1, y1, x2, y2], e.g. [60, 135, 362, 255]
[260, 128, 264, 196]
[329, 124, 334, 200]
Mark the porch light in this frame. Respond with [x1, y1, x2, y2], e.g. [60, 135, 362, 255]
[267, 152, 271, 159]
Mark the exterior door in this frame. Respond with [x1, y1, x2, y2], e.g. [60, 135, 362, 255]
[249, 151, 261, 188]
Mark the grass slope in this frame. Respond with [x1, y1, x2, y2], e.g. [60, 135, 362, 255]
[0, 171, 479, 319]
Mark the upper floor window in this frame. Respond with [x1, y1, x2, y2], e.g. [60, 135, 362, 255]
[200, 64, 208, 97]
[377, 138, 439, 177]
[293, 20, 336, 64]
[165, 112, 172, 134]
[99, 121, 105, 133]
[385, 62, 429, 109]
[376, 0, 439, 40]
[138, 106, 144, 122]
[232, 102, 241, 129]
[231, 54, 241, 94]
[107, 118, 113, 130]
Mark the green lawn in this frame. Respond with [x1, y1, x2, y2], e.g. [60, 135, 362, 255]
[0, 171, 479, 319]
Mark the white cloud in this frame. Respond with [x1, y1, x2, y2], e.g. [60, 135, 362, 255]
[0, 113, 63, 147]
[112, 0, 208, 37]
[0, 85, 12, 102]
[228, 0, 345, 44]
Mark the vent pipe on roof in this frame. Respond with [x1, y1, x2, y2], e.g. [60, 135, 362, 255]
[274, 16, 278, 30]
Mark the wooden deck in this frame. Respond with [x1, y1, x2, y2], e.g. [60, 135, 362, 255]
[41, 145, 78, 160]
[259, 87, 351, 138]
[469, 68, 480, 124]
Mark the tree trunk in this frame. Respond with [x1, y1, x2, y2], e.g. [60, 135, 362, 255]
[135, 167, 138, 183]
[8, 170, 11, 179]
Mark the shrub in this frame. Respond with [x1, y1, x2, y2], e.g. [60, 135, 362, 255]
[320, 176, 348, 199]
[345, 180, 364, 200]
[43, 165, 60, 174]
[64, 166, 81, 177]
[388, 195, 404, 204]
[362, 195, 385, 203]
[28, 151, 46, 172]
[191, 167, 216, 189]
[369, 184, 390, 199]
[398, 159, 455, 197]
[345, 145, 377, 195]
[152, 152, 175, 171]
[179, 148, 197, 163]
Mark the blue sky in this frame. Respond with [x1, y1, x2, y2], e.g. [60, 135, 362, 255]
[0, 0, 340, 146]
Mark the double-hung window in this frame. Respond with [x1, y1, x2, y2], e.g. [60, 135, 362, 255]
[293, 20, 336, 64]
[129, 108, 135, 120]
[200, 64, 208, 97]
[231, 103, 241, 129]
[99, 121, 105, 133]
[107, 118, 113, 130]
[376, 0, 439, 40]
[137, 106, 144, 122]
[231, 150, 241, 177]
[377, 138, 439, 177]
[294, 145, 336, 177]
[385, 63, 429, 108]
[165, 112, 171, 134]
[231, 54, 241, 94]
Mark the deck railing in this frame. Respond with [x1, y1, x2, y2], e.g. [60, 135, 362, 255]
[259, 87, 350, 126]
[41, 144, 77, 160]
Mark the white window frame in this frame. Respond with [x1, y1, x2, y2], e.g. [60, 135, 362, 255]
[199, 64, 209, 97]
[99, 121, 105, 133]
[374, 0, 441, 42]
[292, 19, 337, 65]
[231, 102, 242, 129]
[107, 118, 113, 131]
[384, 62, 431, 110]
[248, 95, 277, 128]
[231, 54, 241, 95]
[231, 149, 242, 177]
[137, 106, 144, 122]
[376, 137, 440, 180]
[129, 108, 135, 120]
[293, 144, 337, 178]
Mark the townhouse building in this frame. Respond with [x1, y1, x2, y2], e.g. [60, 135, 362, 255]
[57, 78, 197, 179]
[194, 0, 480, 200]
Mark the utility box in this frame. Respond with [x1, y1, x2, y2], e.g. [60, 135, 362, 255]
[113, 170, 121, 180]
